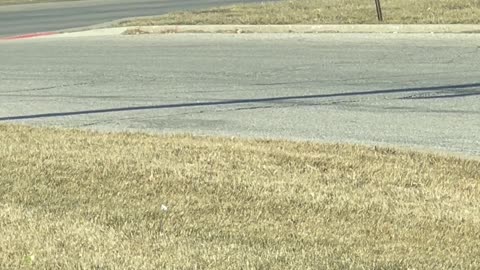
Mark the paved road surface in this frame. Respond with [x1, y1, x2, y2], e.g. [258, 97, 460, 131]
[1, 33, 479, 157]
[0, 0, 270, 36]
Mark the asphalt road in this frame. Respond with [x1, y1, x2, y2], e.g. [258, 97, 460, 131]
[1, 33, 479, 157]
[0, 0, 270, 36]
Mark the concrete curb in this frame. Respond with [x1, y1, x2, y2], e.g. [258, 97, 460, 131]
[3, 24, 479, 41]
[56, 27, 129, 38]
[124, 24, 480, 34]
[0, 28, 129, 41]
[0, 31, 57, 40]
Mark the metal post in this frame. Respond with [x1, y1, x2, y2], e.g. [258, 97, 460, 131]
[375, 0, 384, 21]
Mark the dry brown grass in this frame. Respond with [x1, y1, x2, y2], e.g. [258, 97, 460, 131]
[120, 0, 480, 26]
[1, 124, 479, 269]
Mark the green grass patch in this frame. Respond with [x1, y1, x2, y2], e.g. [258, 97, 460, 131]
[119, 0, 480, 26]
[1, 124, 479, 269]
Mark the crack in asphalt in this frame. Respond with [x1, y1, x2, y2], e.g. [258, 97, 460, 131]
[0, 82, 91, 94]
[400, 89, 480, 100]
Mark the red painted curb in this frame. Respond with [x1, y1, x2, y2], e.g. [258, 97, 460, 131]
[0, 32, 57, 40]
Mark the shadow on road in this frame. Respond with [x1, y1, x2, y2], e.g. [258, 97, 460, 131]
[1, 82, 479, 121]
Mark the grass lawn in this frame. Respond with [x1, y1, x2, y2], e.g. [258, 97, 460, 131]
[1, 124, 479, 269]
[119, 0, 480, 26]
